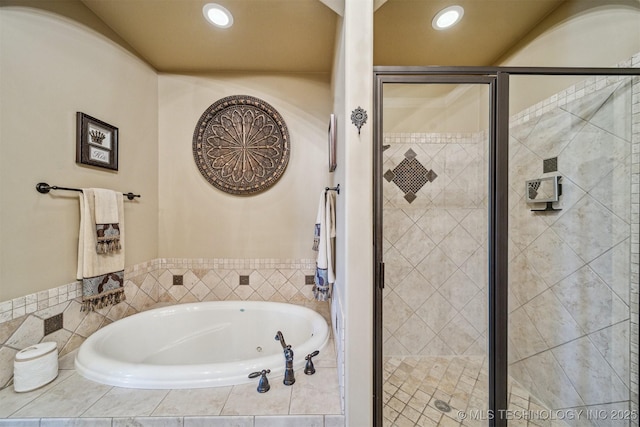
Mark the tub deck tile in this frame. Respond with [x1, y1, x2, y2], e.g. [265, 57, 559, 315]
[11, 373, 111, 418]
[152, 387, 233, 416]
[0, 369, 74, 417]
[0, 349, 344, 426]
[82, 386, 170, 417]
[254, 415, 324, 427]
[0, 420, 39, 427]
[112, 416, 183, 427]
[221, 380, 293, 416]
[40, 417, 112, 427]
[184, 416, 253, 427]
[289, 368, 341, 415]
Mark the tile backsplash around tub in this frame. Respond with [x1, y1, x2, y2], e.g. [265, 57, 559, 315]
[0, 258, 326, 389]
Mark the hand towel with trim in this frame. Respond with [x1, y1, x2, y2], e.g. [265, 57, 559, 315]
[312, 189, 336, 301]
[94, 188, 122, 254]
[77, 189, 126, 311]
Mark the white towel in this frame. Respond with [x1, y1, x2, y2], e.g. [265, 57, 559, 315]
[312, 189, 336, 301]
[93, 188, 119, 224]
[77, 189, 126, 311]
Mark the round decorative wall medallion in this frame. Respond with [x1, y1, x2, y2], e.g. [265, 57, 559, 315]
[193, 95, 290, 195]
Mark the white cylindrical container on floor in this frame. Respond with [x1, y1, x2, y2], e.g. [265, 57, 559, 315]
[13, 342, 58, 392]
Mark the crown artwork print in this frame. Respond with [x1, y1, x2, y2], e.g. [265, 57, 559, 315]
[76, 112, 118, 171]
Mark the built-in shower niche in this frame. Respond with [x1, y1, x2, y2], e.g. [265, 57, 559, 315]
[526, 176, 560, 203]
[526, 175, 562, 212]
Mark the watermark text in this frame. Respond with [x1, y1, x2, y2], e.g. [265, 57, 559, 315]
[456, 409, 638, 422]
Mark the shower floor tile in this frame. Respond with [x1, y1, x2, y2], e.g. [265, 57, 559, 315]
[383, 356, 570, 427]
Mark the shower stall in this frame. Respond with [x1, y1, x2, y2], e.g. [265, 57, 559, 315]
[374, 66, 640, 427]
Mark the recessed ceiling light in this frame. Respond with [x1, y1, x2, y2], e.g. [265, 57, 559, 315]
[432, 5, 464, 30]
[203, 3, 233, 29]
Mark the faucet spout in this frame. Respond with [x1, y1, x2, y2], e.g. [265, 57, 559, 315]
[275, 331, 288, 350]
[275, 330, 295, 385]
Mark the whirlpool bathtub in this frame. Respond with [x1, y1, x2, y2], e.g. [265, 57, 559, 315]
[75, 301, 330, 389]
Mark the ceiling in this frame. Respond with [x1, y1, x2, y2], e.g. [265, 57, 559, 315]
[374, 0, 566, 67]
[79, 0, 338, 73]
[76, 0, 567, 73]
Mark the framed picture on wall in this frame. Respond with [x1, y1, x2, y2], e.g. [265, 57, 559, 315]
[76, 112, 119, 171]
[328, 113, 337, 172]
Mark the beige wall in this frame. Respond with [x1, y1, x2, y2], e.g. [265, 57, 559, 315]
[0, 5, 159, 301]
[340, 0, 374, 424]
[384, 84, 490, 133]
[157, 73, 332, 259]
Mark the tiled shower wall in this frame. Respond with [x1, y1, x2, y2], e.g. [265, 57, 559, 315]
[382, 131, 488, 357]
[0, 258, 329, 390]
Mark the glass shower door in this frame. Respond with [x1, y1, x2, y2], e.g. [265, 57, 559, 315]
[380, 81, 492, 426]
[507, 73, 638, 427]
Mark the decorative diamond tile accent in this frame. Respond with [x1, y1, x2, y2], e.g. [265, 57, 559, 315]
[387, 150, 437, 203]
[384, 169, 395, 182]
[404, 192, 417, 204]
[391, 159, 429, 194]
[543, 157, 558, 173]
[44, 313, 63, 336]
[404, 148, 417, 160]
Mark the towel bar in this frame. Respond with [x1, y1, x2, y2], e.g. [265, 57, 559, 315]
[36, 182, 140, 200]
[325, 184, 340, 195]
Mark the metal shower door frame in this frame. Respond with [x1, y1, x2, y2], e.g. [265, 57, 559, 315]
[373, 70, 508, 427]
[373, 66, 640, 427]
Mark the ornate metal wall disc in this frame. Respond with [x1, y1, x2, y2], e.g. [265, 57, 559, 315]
[193, 95, 290, 195]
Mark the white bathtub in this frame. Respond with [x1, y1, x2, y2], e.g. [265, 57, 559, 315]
[75, 301, 330, 389]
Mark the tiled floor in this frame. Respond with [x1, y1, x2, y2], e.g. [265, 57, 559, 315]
[0, 341, 343, 427]
[383, 356, 570, 427]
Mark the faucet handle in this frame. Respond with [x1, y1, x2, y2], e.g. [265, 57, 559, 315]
[248, 369, 271, 393]
[304, 350, 320, 375]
